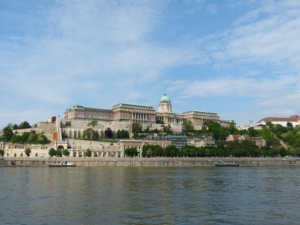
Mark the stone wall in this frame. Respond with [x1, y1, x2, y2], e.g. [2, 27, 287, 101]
[60, 119, 131, 138]
[12, 122, 56, 141]
[1, 157, 299, 167]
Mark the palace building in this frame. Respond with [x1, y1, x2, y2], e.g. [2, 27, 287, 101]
[64, 94, 229, 128]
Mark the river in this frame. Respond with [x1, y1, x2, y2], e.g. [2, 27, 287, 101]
[1, 166, 300, 224]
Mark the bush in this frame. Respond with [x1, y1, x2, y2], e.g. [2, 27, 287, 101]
[62, 149, 70, 156]
[86, 149, 92, 157]
[49, 148, 56, 157]
[24, 148, 31, 157]
[56, 150, 62, 157]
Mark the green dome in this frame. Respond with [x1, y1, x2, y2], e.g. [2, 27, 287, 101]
[160, 94, 171, 103]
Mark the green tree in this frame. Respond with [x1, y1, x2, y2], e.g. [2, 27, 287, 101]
[87, 120, 98, 144]
[125, 147, 138, 157]
[0, 149, 4, 157]
[37, 132, 48, 144]
[56, 150, 62, 157]
[286, 122, 293, 130]
[2, 125, 13, 141]
[183, 120, 194, 131]
[164, 145, 178, 157]
[116, 130, 129, 139]
[105, 128, 114, 139]
[132, 122, 142, 137]
[49, 148, 56, 157]
[28, 131, 38, 143]
[24, 148, 31, 157]
[63, 149, 70, 156]
[19, 121, 31, 129]
[247, 127, 259, 137]
[86, 149, 92, 157]
[11, 134, 23, 143]
[83, 128, 99, 140]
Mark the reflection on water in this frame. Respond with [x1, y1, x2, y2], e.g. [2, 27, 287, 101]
[1, 166, 300, 224]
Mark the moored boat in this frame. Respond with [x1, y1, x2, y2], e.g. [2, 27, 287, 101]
[49, 161, 75, 167]
[215, 160, 239, 167]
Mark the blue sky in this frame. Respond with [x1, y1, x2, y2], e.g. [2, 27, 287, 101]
[1, 0, 300, 129]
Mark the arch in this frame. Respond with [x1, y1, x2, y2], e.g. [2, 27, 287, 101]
[57, 145, 64, 150]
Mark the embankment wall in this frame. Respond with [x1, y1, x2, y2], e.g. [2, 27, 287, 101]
[1, 157, 299, 167]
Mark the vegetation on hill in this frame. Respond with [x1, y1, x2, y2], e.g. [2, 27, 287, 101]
[1, 124, 50, 144]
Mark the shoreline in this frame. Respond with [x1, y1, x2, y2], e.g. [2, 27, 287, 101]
[1, 157, 300, 167]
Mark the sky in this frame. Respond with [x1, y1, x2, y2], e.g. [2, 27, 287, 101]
[1, 0, 300, 129]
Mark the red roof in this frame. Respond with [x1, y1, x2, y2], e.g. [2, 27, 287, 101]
[257, 115, 300, 123]
[231, 135, 250, 140]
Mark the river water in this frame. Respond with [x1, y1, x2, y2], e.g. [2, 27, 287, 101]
[1, 166, 300, 225]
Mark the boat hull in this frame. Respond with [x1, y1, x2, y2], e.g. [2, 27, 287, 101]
[215, 163, 239, 167]
[49, 165, 76, 167]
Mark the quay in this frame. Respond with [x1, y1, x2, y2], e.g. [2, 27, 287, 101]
[1, 157, 300, 167]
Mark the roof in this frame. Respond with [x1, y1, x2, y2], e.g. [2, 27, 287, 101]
[182, 110, 218, 116]
[257, 115, 300, 123]
[67, 106, 113, 112]
[160, 94, 171, 103]
[143, 136, 170, 140]
[112, 103, 154, 110]
[229, 135, 250, 140]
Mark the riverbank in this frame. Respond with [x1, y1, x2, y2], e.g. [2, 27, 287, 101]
[1, 157, 299, 167]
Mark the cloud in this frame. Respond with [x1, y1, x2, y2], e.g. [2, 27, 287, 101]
[168, 74, 300, 108]
[206, 4, 217, 14]
[210, 0, 300, 69]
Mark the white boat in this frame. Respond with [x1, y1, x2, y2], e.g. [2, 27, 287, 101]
[215, 160, 239, 167]
[49, 161, 75, 167]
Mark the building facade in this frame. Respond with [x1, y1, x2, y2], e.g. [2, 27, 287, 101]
[256, 115, 300, 127]
[64, 94, 227, 128]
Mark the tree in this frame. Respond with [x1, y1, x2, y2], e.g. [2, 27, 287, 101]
[247, 127, 259, 137]
[105, 128, 114, 138]
[266, 121, 273, 128]
[2, 125, 13, 141]
[125, 147, 138, 157]
[132, 122, 142, 134]
[116, 130, 129, 139]
[87, 120, 98, 144]
[287, 122, 293, 129]
[37, 132, 49, 144]
[164, 145, 178, 157]
[11, 135, 23, 143]
[56, 150, 62, 157]
[0, 149, 4, 157]
[19, 121, 31, 129]
[183, 120, 194, 131]
[24, 148, 31, 157]
[83, 128, 99, 140]
[63, 149, 70, 156]
[28, 131, 38, 143]
[86, 149, 92, 157]
[49, 148, 56, 157]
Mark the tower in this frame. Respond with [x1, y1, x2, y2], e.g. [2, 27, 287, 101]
[159, 94, 172, 113]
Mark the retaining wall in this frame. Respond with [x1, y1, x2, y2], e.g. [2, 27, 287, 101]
[1, 157, 299, 167]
